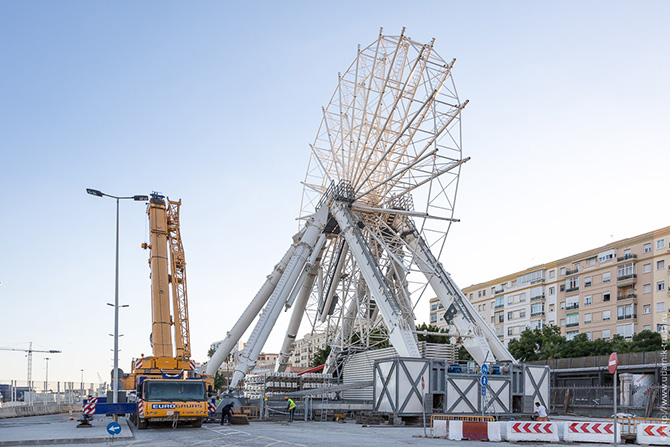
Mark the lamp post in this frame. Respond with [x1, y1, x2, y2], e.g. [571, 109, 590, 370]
[86, 189, 147, 408]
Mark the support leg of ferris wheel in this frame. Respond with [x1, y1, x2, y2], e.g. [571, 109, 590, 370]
[323, 278, 364, 374]
[275, 234, 327, 372]
[330, 201, 420, 358]
[205, 238, 300, 376]
[228, 206, 329, 389]
[401, 226, 516, 365]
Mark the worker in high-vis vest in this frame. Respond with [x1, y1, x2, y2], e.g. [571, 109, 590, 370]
[285, 396, 296, 422]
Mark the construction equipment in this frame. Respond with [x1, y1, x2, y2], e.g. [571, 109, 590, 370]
[0, 343, 61, 404]
[122, 193, 212, 429]
[206, 29, 516, 392]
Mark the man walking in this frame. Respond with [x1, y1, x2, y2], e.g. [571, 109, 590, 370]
[534, 401, 548, 421]
[220, 402, 235, 425]
[285, 396, 296, 422]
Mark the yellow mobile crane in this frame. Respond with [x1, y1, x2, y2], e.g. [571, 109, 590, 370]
[124, 193, 213, 429]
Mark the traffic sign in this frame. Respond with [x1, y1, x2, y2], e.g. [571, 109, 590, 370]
[608, 352, 618, 374]
[481, 386, 487, 396]
[481, 364, 489, 375]
[481, 375, 488, 387]
[106, 422, 122, 436]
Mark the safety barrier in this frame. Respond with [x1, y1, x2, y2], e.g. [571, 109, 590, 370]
[430, 414, 495, 438]
[621, 417, 670, 437]
[444, 420, 502, 441]
[506, 421, 559, 442]
[0, 404, 79, 419]
[563, 422, 620, 444]
[637, 423, 670, 445]
[237, 406, 261, 420]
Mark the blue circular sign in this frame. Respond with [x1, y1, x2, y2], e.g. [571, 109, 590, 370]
[480, 375, 488, 387]
[481, 364, 489, 375]
[106, 422, 122, 435]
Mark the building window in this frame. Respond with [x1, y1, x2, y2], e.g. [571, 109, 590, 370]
[430, 314, 437, 323]
[508, 327, 513, 336]
[482, 303, 486, 311]
[618, 262, 636, 279]
[584, 313, 592, 324]
[508, 312, 514, 321]
[508, 296, 514, 305]
[657, 239, 666, 250]
[657, 324, 667, 334]
[560, 301, 565, 309]
[584, 295, 592, 305]
[560, 284, 566, 292]
[549, 270, 556, 279]
[549, 287, 555, 295]
[549, 304, 555, 312]
[644, 325, 652, 331]
[598, 249, 616, 263]
[603, 309, 611, 320]
[431, 302, 438, 311]
[482, 289, 486, 296]
[657, 260, 666, 270]
[585, 276, 592, 287]
[566, 313, 579, 327]
[560, 267, 566, 275]
[644, 284, 652, 294]
[495, 296, 504, 308]
[617, 304, 636, 320]
[644, 243, 652, 253]
[603, 291, 611, 302]
[566, 330, 579, 341]
[491, 316, 495, 324]
[602, 329, 611, 339]
[589, 258, 596, 266]
[657, 301, 666, 312]
[531, 303, 544, 316]
[617, 323, 636, 339]
[603, 272, 611, 282]
[644, 305, 651, 314]
[566, 277, 579, 292]
[520, 310, 526, 318]
[644, 263, 652, 273]
[560, 319, 566, 326]
[658, 281, 666, 291]
[566, 296, 579, 310]
[469, 293, 473, 299]
[585, 332, 592, 341]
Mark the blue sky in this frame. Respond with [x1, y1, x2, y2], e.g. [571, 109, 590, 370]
[1, 1, 669, 384]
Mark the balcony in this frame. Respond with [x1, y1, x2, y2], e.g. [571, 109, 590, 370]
[566, 286, 580, 293]
[494, 304, 504, 309]
[531, 294, 546, 301]
[531, 311, 545, 317]
[617, 254, 637, 262]
[618, 273, 637, 281]
[617, 313, 637, 321]
[565, 268, 580, 276]
[494, 289, 505, 295]
[617, 293, 637, 300]
[566, 322, 579, 328]
[566, 303, 579, 310]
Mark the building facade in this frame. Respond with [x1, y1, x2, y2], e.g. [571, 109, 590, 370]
[429, 226, 670, 346]
[289, 332, 331, 368]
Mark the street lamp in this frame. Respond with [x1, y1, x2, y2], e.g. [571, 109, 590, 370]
[86, 188, 148, 408]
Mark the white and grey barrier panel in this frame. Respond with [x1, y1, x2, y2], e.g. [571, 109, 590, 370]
[637, 423, 670, 446]
[506, 421, 559, 442]
[563, 422, 620, 444]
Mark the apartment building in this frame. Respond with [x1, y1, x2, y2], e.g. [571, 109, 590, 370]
[429, 226, 670, 346]
[288, 331, 331, 368]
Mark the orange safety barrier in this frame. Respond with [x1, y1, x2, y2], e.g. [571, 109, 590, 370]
[430, 414, 495, 427]
[620, 417, 670, 437]
[237, 406, 261, 420]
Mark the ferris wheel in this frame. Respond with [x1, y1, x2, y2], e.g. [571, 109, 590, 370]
[205, 29, 508, 390]
[297, 28, 468, 366]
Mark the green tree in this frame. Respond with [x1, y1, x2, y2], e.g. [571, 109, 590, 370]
[214, 371, 227, 391]
[630, 330, 662, 352]
[310, 345, 331, 367]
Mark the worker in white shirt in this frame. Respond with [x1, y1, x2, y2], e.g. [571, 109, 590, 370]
[534, 401, 548, 421]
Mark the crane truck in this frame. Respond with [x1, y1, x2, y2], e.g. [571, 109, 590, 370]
[122, 193, 213, 429]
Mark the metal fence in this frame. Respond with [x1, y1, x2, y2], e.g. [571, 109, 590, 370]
[551, 385, 670, 414]
[0, 380, 108, 406]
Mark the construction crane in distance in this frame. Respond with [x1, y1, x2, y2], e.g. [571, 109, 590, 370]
[0, 343, 61, 403]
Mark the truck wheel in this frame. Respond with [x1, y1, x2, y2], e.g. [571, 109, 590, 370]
[138, 418, 148, 429]
[192, 418, 203, 428]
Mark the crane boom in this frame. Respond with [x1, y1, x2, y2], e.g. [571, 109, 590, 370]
[166, 199, 191, 359]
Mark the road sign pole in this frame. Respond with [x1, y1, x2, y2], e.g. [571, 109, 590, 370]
[421, 376, 426, 437]
[614, 370, 617, 447]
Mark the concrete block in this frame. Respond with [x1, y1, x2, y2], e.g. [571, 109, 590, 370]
[432, 420, 447, 438]
[447, 420, 463, 440]
[563, 421, 620, 444]
[507, 421, 559, 442]
[637, 423, 670, 446]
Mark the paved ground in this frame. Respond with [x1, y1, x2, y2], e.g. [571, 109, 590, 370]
[0, 414, 625, 447]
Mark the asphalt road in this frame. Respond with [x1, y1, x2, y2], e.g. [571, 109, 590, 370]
[0, 414, 621, 447]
